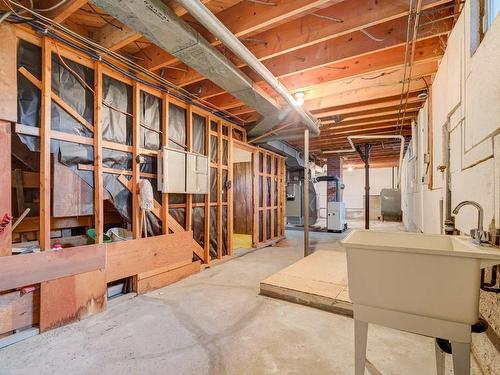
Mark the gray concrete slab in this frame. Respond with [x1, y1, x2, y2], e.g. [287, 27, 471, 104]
[0, 225, 482, 374]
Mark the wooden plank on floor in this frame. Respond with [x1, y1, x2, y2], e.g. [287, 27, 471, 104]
[106, 232, 197, 283]
[0, 244, 106, 291]
[136, 261, 201, 295]
[259, 250, 352, 316]
[39, 269, 106, 332]
[0, 289, 40, 335]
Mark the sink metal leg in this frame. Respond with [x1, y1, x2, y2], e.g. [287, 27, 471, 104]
[354, 319, 368, 375]
[451, 341, 470, 375]
[435, 340, 445, 375]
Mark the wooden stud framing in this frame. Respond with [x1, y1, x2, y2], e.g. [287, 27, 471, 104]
[204, 115, 211, 263]
[186, 105, 193, 232]
[39, 37, 52, 251]
[217, 120, 223, 259]
[227, 123, 234, 256]
[132, 82, 141, 239]
[161, 93, 169, 234]
[94, 61, 104, 244]
[7, 25, 287, 266]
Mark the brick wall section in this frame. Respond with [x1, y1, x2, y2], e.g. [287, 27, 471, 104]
[326, 156, 342, 202]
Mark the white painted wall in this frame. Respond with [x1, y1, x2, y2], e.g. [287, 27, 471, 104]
[402, 2, 500, 236]
[343, 167, 395, 209]
[401, 3, 500, 372]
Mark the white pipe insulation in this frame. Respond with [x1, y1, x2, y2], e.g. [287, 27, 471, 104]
[175, 0, 321, 137]
[323, 135, 406, 187]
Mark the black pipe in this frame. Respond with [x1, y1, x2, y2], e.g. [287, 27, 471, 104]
[356, 144, 371, 229]
[364, 144, 371, 230]
[315, 175, 341, 202]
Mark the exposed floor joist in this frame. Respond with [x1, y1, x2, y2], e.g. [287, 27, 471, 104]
[24, 0, 459, 164]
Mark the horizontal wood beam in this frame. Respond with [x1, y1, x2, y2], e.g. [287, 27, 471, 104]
[138, 0, 335, 71]
[170, 0, 451, 88]
[0, 244, 106, 291]
[38, 0, 88, 23]
[318, 102, 423, 122]
[208, 55, 439, 111]
[194, 35, 444, 102]
[176, 6, 451, 93]
[311, 92, 424, 118]
[90, 0, 218, 51]
[321, 111, 419, 128]
[302, 74, 430, 112]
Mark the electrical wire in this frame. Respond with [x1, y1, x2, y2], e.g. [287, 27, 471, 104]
[360, 28, 386, 42]
[5, 0, 247, 125]
[395, 0, 417, 134]
[32, 0, 69, 12]
[397, 0, 424, 134]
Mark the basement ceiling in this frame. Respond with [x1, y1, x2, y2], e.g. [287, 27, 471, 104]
[24, 0, 461, 167]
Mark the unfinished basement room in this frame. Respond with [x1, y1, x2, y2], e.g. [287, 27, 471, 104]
[0, 0, 499, 374]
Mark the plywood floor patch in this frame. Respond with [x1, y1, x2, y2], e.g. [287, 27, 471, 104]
[260, 250, 352, 315]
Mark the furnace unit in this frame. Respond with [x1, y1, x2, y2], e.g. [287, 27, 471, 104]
[327, 202, 347, 232]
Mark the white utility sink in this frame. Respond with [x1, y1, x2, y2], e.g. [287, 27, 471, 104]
[341, 230, 500, 375]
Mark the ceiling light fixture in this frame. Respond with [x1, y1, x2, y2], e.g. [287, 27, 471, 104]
[417, 91, 428, 100]
[294, 91, 305, 107]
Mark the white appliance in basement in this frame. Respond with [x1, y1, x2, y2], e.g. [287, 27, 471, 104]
[327, 202, 347, 232]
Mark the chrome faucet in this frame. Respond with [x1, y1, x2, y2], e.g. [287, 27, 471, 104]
[452, 201, 490, 245]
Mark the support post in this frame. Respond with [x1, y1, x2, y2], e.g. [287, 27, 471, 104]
[356, 144, 372, 230]
[93, 61, 103, 244]
[303, 128, 309, 257]
[40, 37, 52, 251]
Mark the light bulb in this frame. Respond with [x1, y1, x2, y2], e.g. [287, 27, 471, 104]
[294, 91, 305, 106]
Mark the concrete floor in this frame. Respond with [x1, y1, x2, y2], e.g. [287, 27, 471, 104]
[0, 222, 482, 374]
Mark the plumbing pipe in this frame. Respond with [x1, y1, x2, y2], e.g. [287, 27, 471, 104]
[304, 128, 310, 257]
[175, 0, 321, 137]
[323, 135, 405, 187]
[316, 175, 341, 202]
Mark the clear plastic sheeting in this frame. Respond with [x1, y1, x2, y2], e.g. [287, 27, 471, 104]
[210, 167, 218, 202]
[210, 120, 217, 131]
[140, 91, 161, 150]
[232, 128, 243, 141]
[51, 53, 94, 138]
[274, 208, 278, 237]
[209, 206, 218, 259]
[222, 139, 228, 165]
[102, 75, 132, 145]
[192, 194, 205, 204]
[169, 208, 186, 229]
[222, 206, 228, 256]
[210, 135, 218, 163]
[169, 194, 186, 204]
[192, 113, 206, 155]
[274, 180, 278, 205]
[17, 40, 41, 129]
[140, 155, 157, 174]
[222, 169, 228, 203]
[141, 178, 162, 236]
[266, 210, 271, 241]
[266, 177, 271, 206]
[258, 211, 263, 242]
[104, 173, 132, 223]
[259, 176, 263, 207]
[168, 103, 186, 151]
[192, 207, 205, 248]
[102, 148, 132, 170]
